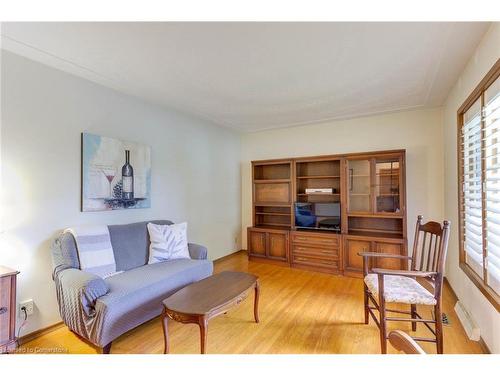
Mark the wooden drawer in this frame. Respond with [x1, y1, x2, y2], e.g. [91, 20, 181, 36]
[291, 232, 339, 247]
[292, 244, 339, 259]
[0, 276, 12, 344]
[0, 267, 19, 353]
[292, 254, 339, 269]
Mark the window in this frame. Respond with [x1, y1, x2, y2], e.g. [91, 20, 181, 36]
[458, 59, 500, 312]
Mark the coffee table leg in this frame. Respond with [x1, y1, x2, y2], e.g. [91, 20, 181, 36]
[162, 310, 170, 354]
[254, 280, 260, 323]
[199, 316, 208, 354]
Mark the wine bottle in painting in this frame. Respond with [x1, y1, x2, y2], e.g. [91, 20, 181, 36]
[122, 149, 134, 200]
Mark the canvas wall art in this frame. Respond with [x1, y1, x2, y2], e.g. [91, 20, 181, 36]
[81, 133, 151, 211]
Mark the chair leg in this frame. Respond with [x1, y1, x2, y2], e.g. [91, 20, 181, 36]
[411, 304, 417, 332]
[364, 284, 369, 324]
[379, 292, 387, 354]
[434, 304, 444, 354]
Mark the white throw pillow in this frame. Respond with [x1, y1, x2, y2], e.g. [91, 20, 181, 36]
[147, 222, 190, 264]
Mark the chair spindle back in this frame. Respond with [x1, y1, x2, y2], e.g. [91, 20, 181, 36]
[410, 215, 450, 298]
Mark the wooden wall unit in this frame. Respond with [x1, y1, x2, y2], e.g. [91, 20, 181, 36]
[247, 150, 408, 277]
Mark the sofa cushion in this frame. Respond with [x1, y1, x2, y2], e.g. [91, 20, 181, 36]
[94, 258, 213, 345]
[147, 222, 190, 264]
[108, 220, 172, 271]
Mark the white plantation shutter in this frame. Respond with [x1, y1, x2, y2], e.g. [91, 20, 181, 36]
[462, 99, 484, 276]
[459, 64, 500, 308]
[485, 77, 500, 292]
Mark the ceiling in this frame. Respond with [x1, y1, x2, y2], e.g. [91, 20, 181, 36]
[1, 22, 490, 132]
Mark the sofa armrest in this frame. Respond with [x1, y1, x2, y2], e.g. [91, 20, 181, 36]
[57, 268, 109, 316]
[188, 243, 208, 260]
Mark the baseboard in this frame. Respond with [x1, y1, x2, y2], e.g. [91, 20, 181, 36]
[444, 277, 458, 301]
[444, 277, 491, 354]
[478, 337, 491, 354]
[18, 321, 65, 346]
[213, 249, 246, 264]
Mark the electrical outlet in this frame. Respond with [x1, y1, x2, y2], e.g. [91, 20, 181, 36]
[19, 299, 34, 316]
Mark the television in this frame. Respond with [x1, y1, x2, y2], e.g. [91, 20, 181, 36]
[294, 202, 341, 231]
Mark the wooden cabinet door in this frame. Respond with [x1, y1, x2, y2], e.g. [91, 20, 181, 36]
[346, 158, 372, 214]
[248, 229, 267, 258]
[375, 242, 405, 270]
[374, 156, 403, 215]
[254, 182, 291, 204]
[268, 232, 289, 261]
[344, 238, 371, 275]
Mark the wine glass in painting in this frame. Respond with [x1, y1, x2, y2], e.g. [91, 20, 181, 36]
[102, 168, 116, 198]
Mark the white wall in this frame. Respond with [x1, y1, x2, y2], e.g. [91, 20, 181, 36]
[241, 108, 445, 249]
[0, 51, 242, 336]
[443, 24, 500, 353]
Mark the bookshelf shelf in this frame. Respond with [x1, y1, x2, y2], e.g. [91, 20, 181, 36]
[297, 193, 340, 196]
[255, 212, 290, 216]
[254, 179, 290, 184]
[348, 213, 403, 218]
[254, 223, 290, 228]
[296, 175, 340, 179]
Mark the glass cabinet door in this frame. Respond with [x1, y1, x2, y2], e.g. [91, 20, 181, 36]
[347, 159, 371, 213]
[374, 158, 401, 214]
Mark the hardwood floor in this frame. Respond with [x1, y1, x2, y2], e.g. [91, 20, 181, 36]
[21, 251, 484, 354]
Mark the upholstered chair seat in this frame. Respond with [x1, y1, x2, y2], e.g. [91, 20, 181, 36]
[364, 274, 437, 306]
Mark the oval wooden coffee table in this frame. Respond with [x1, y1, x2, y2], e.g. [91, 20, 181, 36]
[161, 271, 260, 354]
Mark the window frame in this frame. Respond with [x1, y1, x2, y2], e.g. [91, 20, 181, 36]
[457, 58, 500, 312]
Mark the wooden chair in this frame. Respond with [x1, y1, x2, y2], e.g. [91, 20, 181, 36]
[388, 330, 426, 354]
[360, 216, 450, 354]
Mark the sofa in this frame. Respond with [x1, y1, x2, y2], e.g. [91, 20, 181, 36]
[51, 220, 213, 353]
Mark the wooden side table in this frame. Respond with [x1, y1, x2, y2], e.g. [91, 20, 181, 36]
[0, 266, 19, 354]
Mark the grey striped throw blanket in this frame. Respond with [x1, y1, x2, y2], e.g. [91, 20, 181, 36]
[65, 225, 117, 278]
